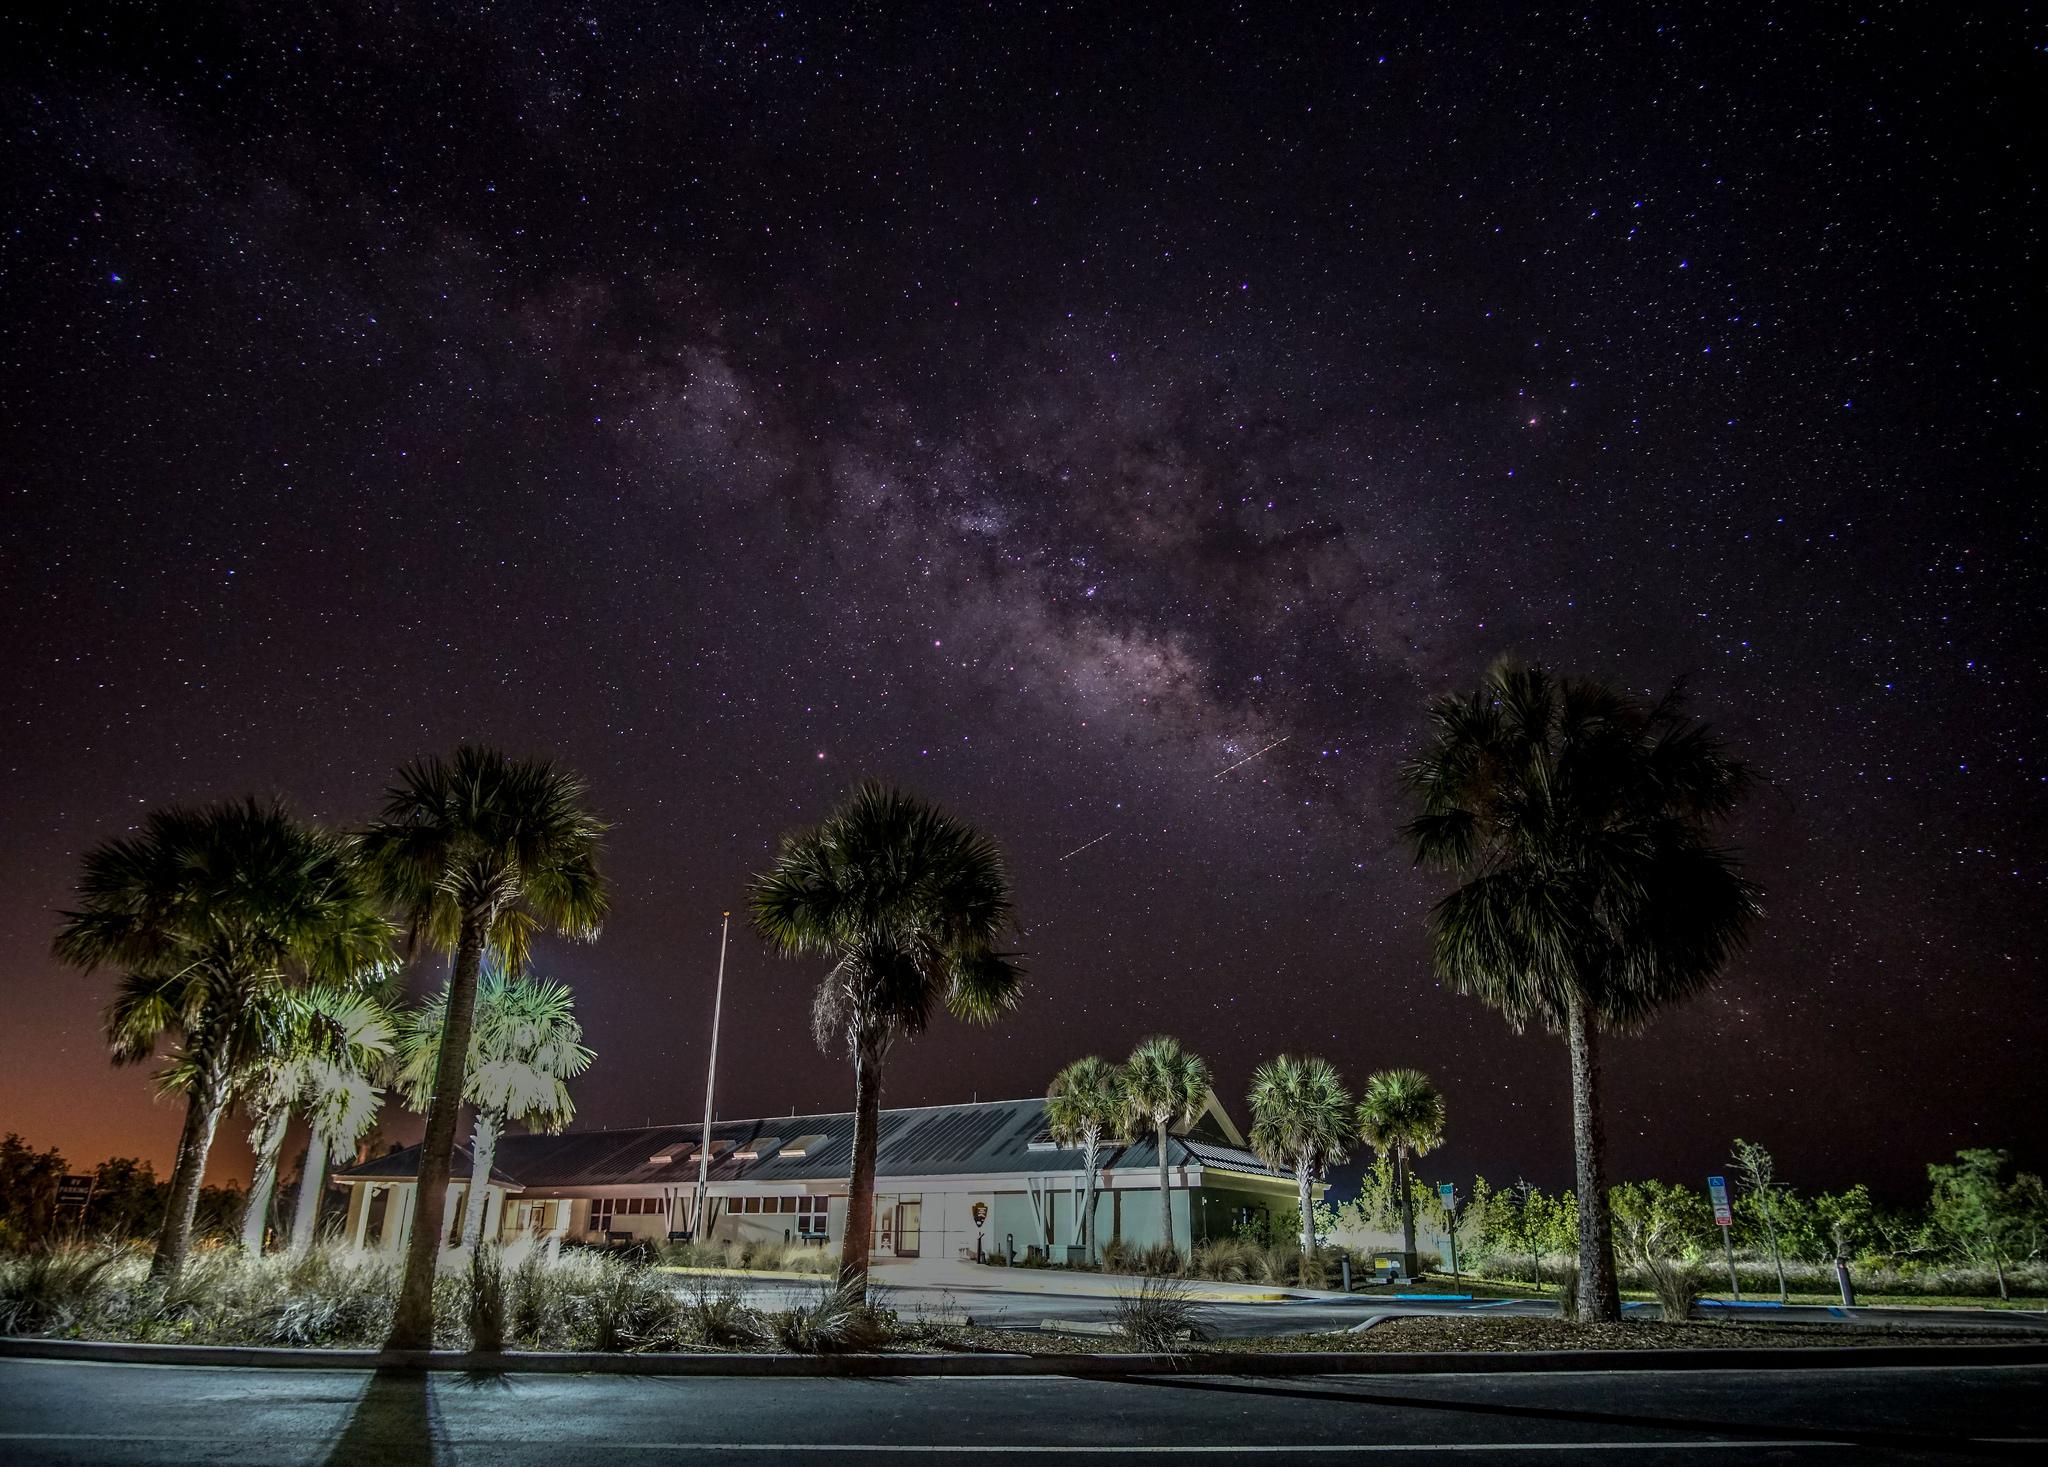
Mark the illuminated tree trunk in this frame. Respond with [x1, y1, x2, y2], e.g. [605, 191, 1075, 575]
[289, 1122, 331, 1258]
[461, 1109, 501, 1250]
[150, 1056, 229, 1283]
[1156, 1117, 1174, 1255]
[1395, 1145, 1419, 1277]
[240, 1101, 290, 1253]
[1567, 993, 1621, 1322]
[1080, 1131, 1100, 1264]
[840, 1030, 885, 1294]
[387, 917, 486, 1349]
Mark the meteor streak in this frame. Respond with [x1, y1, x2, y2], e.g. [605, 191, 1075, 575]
[1059, 736, 1289, 866]
[1057, 830, 1113, 862]
[1211, 735, 1289, 779]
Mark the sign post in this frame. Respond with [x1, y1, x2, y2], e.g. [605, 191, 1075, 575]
[1438, 1182, 1460, 1284]
[54, 1174, 94, 1234]
[1707, 1174, 1740, 1301]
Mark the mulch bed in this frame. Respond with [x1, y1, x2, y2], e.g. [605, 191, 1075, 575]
[908, 1315, 2028, 1356]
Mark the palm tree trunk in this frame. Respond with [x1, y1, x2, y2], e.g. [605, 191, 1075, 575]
[1156, 1118, 1173, 1256]
[840, 1030, 885, 1294]
[1395, 1145, 1419, 1278]
[1081, 1133, 1099, 1264]
[289, 1124, 331, 1258]
[1565, 991, 1621, 1322]
[387, 915, 487, 1350]
[1296, 1160, 1315, 1255]
[149, 1059, 229, 1283]
[239, 1102, 291, 1253]
[461, 1109, 501, 1250]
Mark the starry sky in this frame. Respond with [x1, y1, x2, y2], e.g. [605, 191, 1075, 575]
[2, 3, 2041, 1203]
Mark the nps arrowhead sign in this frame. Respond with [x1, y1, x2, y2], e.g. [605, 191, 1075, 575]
[1707, 1174, 1734, 1227]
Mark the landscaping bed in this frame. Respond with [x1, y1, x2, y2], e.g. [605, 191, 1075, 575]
[5, 1245, 2034, 1362]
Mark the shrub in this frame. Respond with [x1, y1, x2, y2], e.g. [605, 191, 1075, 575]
[467, 1245, 506, 1352]
[0, 1244, 131, 1335]
[249, 1252, 399, 1347]
[1256, 1242, 1300, 1284]
[1139, 1242, 1183, 1277]
[571, 1256, 681, 1352]
[682, 1277, 767, 1348]
[1110, 1274, 1201, 1354]
[765, 1240, 836, 1275]
[509, 1246, 572, 1346]
[1191, 1237, 1259, 1282]
[769, 1278, 895, 1354]
[1642, 1255, 1704, 1322]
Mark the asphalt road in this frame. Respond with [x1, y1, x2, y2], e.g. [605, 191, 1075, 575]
[2, 1357, 2043, 1464]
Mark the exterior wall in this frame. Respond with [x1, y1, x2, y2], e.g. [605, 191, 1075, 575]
[337, 1167, 1305, 1261]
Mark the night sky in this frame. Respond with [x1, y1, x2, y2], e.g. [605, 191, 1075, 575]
[3, 3, 2041, 1204]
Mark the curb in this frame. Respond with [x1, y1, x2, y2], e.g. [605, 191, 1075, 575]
[6, 1335, 2046, 1378]
[655, 1266, 1303, 1306]
[657, 1266, 826, 1285]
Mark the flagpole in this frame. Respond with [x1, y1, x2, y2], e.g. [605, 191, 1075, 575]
[691, 912, 731, 1238]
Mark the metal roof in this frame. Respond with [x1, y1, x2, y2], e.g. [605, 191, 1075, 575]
[346, 1141, 523, 1190]
[336, 1096, 1289, 1190]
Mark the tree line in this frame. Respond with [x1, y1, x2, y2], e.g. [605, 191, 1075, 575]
[1336, 1141, 2047, 1299]
[55, 654, 2013, 1344]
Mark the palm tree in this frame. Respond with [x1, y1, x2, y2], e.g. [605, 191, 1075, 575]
[229, 985, 394, 1254]
[1400, 659, 1759, 1321]
[750, 781, 1023, 1294]
[358, 747, 608, 1350]
[1120, 1035, 1210, 1255]
[1247, 1055, 1352, 1255]
[287, 1036, 391, 1258]
[1357, 1068, 1447, 1280]
[52, 800, 393, 1282]
[1045, 1057, 1121, 1265]
[394, 968, 593, 1250]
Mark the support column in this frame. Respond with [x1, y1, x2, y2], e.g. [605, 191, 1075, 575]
[390, 1185, 415, 1254]
[346, 1185, 370, 1250]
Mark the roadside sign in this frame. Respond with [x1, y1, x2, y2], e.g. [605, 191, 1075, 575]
[1438, 1182, 1456, 1205]
[1706, 1174, 1733, 1227]
[55, 1174, 93, 1209]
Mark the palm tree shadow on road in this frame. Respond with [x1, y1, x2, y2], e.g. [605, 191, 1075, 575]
[320, 1367, 478, 1467]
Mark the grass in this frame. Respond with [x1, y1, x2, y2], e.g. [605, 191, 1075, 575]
[658, 1238, 835, 1275]
[1444, 1269, 2048, 1312]
[7, 1240, 2038, 1359]
[1108, 1274, 1204, 1353]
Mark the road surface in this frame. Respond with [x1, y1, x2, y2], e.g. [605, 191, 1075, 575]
[1, 1357, 2041, 1465]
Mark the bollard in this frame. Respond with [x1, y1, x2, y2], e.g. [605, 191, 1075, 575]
[1835, 1254, 1857, 1308]
[1341, 1255, 1352, 1292]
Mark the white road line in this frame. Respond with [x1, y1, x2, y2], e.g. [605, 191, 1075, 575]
[0, 1433, 1864, 1453]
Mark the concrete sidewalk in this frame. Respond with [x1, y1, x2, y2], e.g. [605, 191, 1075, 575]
[875, 1258, 1323, 1303]
[663, 1257, 1345, 1303]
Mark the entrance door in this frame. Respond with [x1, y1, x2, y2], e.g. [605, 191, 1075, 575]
[893, 1195, 922, 1258]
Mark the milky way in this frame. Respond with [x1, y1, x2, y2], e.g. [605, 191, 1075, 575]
[2, 3, 2040, 1199]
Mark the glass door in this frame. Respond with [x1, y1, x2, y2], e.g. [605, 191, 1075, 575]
[893, 1195, 922, 1258]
